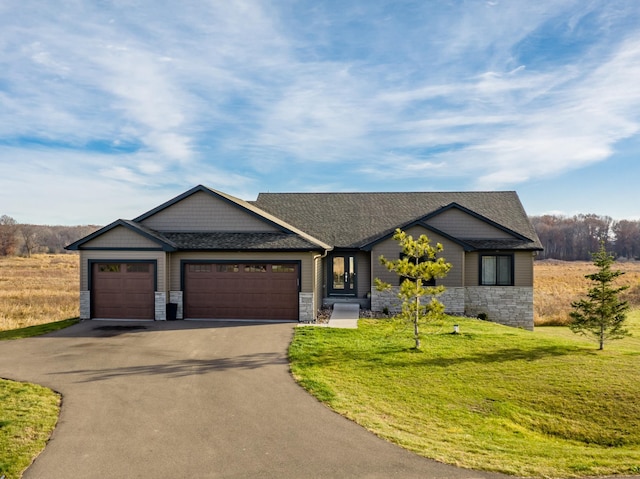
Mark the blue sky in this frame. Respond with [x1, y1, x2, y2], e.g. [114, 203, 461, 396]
[1, 0, 639, 225]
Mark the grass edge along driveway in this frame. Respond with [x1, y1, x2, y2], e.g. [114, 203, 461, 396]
[289, 312, 640, 478]
[0, 380, 60, 479]
[0, 319, 76, 479]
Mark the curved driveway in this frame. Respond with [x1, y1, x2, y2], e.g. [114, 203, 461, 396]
[0, 320, 511, 479]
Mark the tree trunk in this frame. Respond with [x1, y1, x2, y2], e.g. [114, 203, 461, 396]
[414, 296, 420, 349]
[599, 324, 605, 350]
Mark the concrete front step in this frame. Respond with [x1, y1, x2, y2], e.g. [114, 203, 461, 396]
[322, 297, 371, 309]
[327, 303, 360, 329]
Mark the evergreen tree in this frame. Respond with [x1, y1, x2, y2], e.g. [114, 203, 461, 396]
[569, 242, 630, 350]
[376, 229, 452, 349]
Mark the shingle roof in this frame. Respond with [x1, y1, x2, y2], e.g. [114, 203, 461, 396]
[252, 192, 542, 250]
[161, 232, 322, 250]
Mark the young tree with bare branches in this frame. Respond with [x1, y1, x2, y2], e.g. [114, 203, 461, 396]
[0, 215, 18, 256]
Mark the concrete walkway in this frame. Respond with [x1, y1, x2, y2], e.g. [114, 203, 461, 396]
[327, 303, 360, 328]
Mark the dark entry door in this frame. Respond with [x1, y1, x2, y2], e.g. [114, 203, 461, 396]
[328, 255, 356, 296]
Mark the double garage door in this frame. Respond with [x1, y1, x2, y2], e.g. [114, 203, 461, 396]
[91, 261, 299, 320]
[184, 262, 299, 320]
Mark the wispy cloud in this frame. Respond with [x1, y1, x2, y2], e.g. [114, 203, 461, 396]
[1, 1, 640, 222]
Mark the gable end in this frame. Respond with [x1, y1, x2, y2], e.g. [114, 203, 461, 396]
[422, 203, 534, 243]
[133, 185, 287, 233]
[65, 220, 177, 251]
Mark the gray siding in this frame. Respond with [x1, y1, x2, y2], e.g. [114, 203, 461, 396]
[80, 226, 161, 249]
[514, 251, 534, 286]
[426, 208, 513, 239]
[140, 191, 279, 232]
[356, 251, 371, 298]
[371, 226, 464, 288]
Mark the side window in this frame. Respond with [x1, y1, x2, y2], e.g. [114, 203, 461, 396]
[244, 264, 267, 273]
[98, 263, 120, 273]
[189, 264, 212, 273]
[126, 263, 150, 273]
[480, 255, 513, 286]
[216, 264, 239, 273]
[399, 253, 436, 286]
[272, 264, 295, 273]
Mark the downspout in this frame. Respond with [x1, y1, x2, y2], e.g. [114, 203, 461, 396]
[313, 248, 333, 320]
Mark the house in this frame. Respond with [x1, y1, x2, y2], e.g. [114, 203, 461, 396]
[66, 185, 543, 329]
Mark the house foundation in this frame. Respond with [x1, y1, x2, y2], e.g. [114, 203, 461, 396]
[371, 286, 534, 330]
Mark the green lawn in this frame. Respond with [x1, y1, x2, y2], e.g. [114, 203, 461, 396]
[0, 318, 78, 341]
[0, 319, 76, 479]
[0, 380, 60, 479]
[289, 310, 640, 478]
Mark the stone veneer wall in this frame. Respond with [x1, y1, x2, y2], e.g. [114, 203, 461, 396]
[464, 287, 533, 330]
[372, 286, 534, 331]
[169, 291, 184, 319]
[370, 288, 400, 313]
[155, 292, 167, 320]
[371, 287, 464, 315]
[299, 292, 314, 322]
[80, 290, 90, 319]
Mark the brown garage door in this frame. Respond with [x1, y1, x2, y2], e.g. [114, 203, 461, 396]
[92, 262, 155, 319]
[184, 263, 299, 320]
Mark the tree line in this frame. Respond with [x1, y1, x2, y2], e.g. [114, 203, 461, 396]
[531, 214, 640, 261]
[0, 215, 99, 257]
[1, 212, 639, 261]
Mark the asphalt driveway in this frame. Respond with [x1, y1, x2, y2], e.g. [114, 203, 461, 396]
[0, 320, 511, 479]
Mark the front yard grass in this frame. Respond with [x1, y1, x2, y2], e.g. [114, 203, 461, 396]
[289, 310, 640, 478]
[0, 318, 78, 341]
[0, 380, 60, 479]
[1, 319, 77, 478]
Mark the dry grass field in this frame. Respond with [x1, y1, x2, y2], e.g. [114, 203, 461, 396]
[0, 254, 79, 331]
[1, 254, 640, 330]
[534, 259, 640, 326]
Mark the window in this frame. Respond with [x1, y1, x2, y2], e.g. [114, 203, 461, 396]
[126, 263, 150, 273]
[272, 264, 295, 273]
[189, 264, 212, 273]
[98, 263, 120, 273]
[216, 264, 239, 273]
[480, 255, 513, 286]
[398, 254, 435, 286]
[244, 264, 267, 273]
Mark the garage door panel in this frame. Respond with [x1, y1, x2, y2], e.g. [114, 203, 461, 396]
[185, 263, 298, 320]
[92, 262, 154, 319]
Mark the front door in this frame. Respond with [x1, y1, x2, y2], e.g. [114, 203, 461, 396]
[329, 254, 357, 296]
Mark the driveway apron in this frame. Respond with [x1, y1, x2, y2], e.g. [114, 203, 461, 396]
[0, 321, 510, 479]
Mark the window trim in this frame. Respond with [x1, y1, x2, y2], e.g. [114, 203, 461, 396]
[479, 254, 514, 286]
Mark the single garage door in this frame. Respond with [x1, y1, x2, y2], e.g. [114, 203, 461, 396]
[92, 262, 155, 319]
[184, 262, 299, 320]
